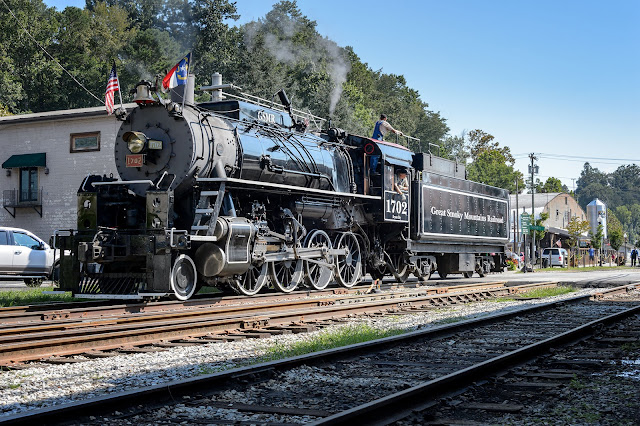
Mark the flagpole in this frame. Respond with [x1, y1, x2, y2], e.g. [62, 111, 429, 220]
[117, 75, 124, 109]
[181, 52, 192, 113]
[114, 60, 124, 109]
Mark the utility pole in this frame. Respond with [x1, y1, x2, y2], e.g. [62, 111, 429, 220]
[515, 178, 519, 255]
[529, 153, 538, 268]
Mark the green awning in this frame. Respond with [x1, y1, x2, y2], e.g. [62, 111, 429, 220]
[2, 153, 46, 169]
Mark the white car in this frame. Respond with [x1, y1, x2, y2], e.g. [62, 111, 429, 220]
[541, 247, 568, 267]
[0, 227, 57, 286]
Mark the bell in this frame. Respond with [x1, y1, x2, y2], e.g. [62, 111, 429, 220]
[132, 81, 156, 104]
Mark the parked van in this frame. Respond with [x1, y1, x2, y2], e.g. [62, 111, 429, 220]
[541, 247, 568, 267]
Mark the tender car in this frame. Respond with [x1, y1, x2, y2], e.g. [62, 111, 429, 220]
[541, 247, 568, 267]
[0, 227, 58, 286]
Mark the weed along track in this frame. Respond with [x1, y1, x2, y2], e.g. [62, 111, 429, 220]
[1, 284, 637, 425]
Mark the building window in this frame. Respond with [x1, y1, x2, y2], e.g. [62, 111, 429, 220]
[19, 167, 38, 202]
[70, 132, 100, 152]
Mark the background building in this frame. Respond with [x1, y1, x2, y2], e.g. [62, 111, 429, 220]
[510, 192, 587, 250]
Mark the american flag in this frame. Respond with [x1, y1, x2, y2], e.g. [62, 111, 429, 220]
[105, 62, 119, 115]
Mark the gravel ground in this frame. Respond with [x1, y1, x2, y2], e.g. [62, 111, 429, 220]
[0, 287, 612, 418]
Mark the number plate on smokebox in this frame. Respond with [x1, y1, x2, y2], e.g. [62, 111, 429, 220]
[126, 154, 144, 167]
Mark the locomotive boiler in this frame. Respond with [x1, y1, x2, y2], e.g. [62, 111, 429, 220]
[55, 73, 509, 300]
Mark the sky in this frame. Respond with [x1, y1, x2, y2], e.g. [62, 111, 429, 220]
[43, 0, 640, 190]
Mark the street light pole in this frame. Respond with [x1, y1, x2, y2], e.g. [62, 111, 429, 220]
[624, 233, 628, 266]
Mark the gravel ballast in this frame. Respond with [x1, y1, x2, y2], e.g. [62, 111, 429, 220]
[0, 287, 612, 417]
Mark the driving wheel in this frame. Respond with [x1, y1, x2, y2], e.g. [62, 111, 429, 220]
[269, 258, 304, 293]
[304, 230, 334, 290]
[232, 262, 268, 296]
[335, 232, 362, 288]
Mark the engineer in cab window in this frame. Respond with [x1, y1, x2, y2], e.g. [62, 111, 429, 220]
[394, 168, 409, 200]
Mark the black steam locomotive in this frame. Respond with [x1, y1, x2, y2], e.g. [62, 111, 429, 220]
[56, 74, 509, 300]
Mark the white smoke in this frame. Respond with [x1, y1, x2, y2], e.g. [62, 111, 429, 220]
[243, 16, 350, 116]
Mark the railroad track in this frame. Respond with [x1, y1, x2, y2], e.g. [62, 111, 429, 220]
[1, 284, 637, 425]
[0, 281, 552, 366]
[0, 280, 507, 324]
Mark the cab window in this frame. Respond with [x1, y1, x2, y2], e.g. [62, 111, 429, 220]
[13, 232, 40, 249]
[0, 231, 8, 245]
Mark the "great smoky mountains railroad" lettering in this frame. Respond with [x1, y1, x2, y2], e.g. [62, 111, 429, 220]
[430, 207, 504, 224]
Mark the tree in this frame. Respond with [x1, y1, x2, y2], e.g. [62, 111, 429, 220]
[590, 224, 604, 251]
[607, 209, 624, 251]
[567, 216, 591, 248]
[467, 149, 524, 193]
[535, 177, 566, 193]
[439, 131, 469, 164]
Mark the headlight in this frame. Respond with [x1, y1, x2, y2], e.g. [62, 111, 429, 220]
[122, 131, 147, 154]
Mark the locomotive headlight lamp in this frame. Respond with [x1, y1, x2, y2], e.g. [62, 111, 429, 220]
[123, 131, 147, 154]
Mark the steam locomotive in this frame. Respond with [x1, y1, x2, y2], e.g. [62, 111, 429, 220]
[55, 73, 509, 300]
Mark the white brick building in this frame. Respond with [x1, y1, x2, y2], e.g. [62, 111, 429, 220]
[0, 105, 134, 241]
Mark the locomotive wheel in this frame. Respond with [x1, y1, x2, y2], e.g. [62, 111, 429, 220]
[304, 230, 334, 290]
[232, 263, 268, 296]
[463, 271, 474, 278]
[390, 253, 410, 283]
[437, 268, 448, 279]
[269, 259, 304, 293]
[335, 232, 362, 288]
[170, 254, 198, 300]
[415, 260, 431, 282]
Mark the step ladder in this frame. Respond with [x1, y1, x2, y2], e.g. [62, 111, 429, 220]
[191, 182, 225, 237]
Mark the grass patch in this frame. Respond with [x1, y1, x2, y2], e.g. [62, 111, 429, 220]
[261, 323, 404, 361]
[515, 286, 575, 298]
[7, 383, 20, 389]
[493, 286, 575, 302]
[0, 287, 81, 307]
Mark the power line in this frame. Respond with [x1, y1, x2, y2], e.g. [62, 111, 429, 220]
[515, 152, 640, 164]
[0, 0, 104, 105]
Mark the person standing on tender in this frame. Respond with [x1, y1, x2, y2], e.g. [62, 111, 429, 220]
[372, 114, 403, 140]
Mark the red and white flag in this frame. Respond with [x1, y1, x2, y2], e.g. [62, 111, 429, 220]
[105, 62, 120, 115]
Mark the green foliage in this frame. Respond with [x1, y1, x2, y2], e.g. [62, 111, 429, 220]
[467, 149, 524, 193]
[1, 0, 454, 153]
[262, 323, 404, 360]
[590, 223, 605, 250]
[464, 129, 524, 192]
[531, 211, 549, 241]
[567, 216, 591, 248]
[535, 176, 568, 193]
[607, 208, 624, 250]
[0, 287, 89, 307]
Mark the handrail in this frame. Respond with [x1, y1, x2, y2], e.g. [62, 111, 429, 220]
[92, 180, 155, 187]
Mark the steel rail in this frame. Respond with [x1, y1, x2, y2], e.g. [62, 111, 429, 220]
[0, 281, 518, 330]
[1, 284, 636, 425]
[0, 280, 516, 334]
[0, 282, 552, 364]
[0, 281, 512, 324]
[312, 298, 640, 424]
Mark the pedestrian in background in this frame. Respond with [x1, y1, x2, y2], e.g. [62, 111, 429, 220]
[631, 248, 637, 267]
[588, 247, 595, 266]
